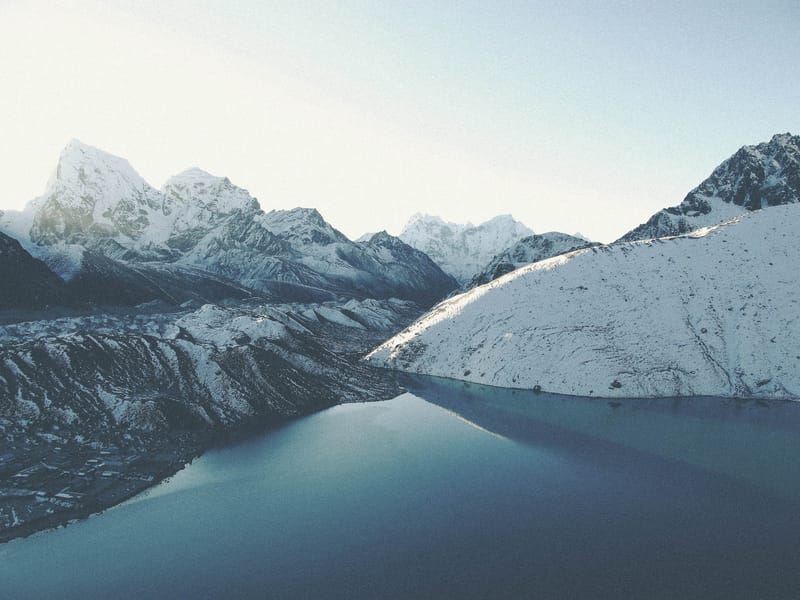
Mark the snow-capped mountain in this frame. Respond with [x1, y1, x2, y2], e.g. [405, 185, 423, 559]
[368, 203, 800, 399]
[358, 231, 459, 305]
[160, 167, 260, 252]
[619, 133, 799, 242]
[27, 140, 174, 260]
[399, 214, 533, 283]
[468, 232, 597, 287]
[1, 141, 457, 306]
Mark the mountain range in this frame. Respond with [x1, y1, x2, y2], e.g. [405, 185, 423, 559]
[369, 133, 800, 399]
[1, 131, 798, 542]
[0, 140, 457, 308]
[369, 203, 800, 398]
[398, 213, 534, 284]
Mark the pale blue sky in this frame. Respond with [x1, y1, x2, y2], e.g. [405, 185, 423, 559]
[1, 0, 797, 241]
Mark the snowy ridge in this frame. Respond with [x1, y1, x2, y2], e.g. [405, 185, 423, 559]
[468, 231, 597, 287]
[399, 213, 533, 283]
[368, 204, 800, 399]
[619, 132, 799, 242]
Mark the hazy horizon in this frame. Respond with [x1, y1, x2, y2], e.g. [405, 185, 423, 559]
[1, 1, 798, 243]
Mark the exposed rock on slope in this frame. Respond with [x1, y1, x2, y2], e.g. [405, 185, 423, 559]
[368, 204, 800, 399]
[399, 214, 533, 283]
[358, 231, 459, 305]
[619, 133, 799, 242]
[468, 232, 597, 287]
[0, 298, 419, 438]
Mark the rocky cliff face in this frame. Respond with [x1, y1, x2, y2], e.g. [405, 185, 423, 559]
[619, 133, 799, 242]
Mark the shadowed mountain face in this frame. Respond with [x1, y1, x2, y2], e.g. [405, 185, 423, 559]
[0, 141, 457, 308]
[0, 230, 73, 309]
[619, 133, 799, 242]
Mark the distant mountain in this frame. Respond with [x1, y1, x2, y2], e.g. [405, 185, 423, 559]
[358, 231, 459, 305]
[399, 214, 533, 283]
[1, 141, 457, 307]
[0, 230, 71, 309]
[368, 203, 800, 399]
[619, 133, 799, 242]
[468, 232, 598, 287]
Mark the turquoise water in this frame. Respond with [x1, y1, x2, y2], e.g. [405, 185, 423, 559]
[1, 376, 800, 599]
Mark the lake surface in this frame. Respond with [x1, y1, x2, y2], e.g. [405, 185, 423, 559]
[2, 376, 800, 599]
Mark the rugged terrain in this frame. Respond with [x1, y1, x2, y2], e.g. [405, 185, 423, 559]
[0, 140, 457, 308]
[368, 204, 800, 399]
[0, 297, 418, 542]
[619, 133, 799, 242]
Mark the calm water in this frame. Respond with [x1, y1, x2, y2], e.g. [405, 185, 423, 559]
[2, 376, 800, 599]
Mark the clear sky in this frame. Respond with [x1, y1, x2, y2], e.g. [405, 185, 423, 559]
[1, 0, 798, 242]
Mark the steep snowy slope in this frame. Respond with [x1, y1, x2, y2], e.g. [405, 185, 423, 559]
[26, 140, 174, 259]
[399, 214, 533, 283]
[468, 232, 597, 287]
[368, 204, 800, 399]
[619, 133, 799, 242]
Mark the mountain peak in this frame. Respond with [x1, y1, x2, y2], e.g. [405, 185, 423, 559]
[263, 207, 349, 245]
[49, 139, 146, 193]
[169, 167, 222, 182]
[770, 132, 796, 146]
[618, 132, 800, 243]
[399, 213, 534, 283]
[161, 167, 256, 215]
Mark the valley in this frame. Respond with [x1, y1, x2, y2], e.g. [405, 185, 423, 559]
[1, 132, 799, 546]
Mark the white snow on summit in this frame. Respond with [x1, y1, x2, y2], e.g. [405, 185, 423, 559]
[399, 213, 533, 283]
[369, 204, 800, 399]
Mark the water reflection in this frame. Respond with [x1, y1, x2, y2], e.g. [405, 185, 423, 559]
[403, 374, 800, 499]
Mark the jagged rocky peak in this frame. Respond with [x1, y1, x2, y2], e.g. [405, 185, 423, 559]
[364, 230, 399, 246]
[262, 207, 350, 245]
[30, 139, 166, 246]
[161, 168, 260, 215]
[399, 213, 534, 283]
[619, 132, 799, 242]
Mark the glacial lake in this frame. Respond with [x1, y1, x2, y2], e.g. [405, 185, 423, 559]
[2, 376, 800, 599]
